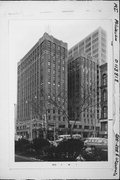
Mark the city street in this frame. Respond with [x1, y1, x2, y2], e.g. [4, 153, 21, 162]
[15, 154, 42, 162]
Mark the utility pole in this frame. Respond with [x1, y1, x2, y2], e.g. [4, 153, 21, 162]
[29, 104, 33, 141]
[42, 114, 47, 139]
[54, 119, 56, 141]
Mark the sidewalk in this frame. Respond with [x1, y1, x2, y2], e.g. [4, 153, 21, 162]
[15, 154, 42, 162]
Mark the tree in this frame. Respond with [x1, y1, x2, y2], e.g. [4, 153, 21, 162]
[28, 78, 105, 138]
[32, 137, 50, 154]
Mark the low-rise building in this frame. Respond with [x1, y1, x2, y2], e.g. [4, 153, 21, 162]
[99, 63, 107, 137]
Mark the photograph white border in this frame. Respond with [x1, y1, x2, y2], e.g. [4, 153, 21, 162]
[0, 1, 119, 179]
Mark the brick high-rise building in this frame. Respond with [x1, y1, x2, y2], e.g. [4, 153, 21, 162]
[68, 27, 107, 137]
[68, 54, 99, 138]
[16, 33, 68, 140]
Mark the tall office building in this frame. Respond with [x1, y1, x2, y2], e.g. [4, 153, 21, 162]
[16, 33, 68, 140]
[68, 27, 107, 66]
[68, 27, 107, 137]
[68, 53, 99, 138]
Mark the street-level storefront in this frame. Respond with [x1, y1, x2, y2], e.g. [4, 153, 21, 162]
[99, 119, 108, 138]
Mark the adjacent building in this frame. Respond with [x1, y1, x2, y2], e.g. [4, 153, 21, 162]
[16, 33, 68, 140]
[99, 63, 107, 137]
[16, 27, 108, 140]
[68, 27, 107, 66]
[68, 53, 99, 138]
[68, 27, 107, 137]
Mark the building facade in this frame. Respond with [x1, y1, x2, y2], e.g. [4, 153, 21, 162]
[69, 27, 107, 120]
[16, 33, 68, 140]
[68, 27, 107, 137]
[68, 27, 107, 66]
[99, 63, 107, 137]
[68, 53, 99, 138]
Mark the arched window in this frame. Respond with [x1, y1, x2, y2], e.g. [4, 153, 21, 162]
[103, 106, 107, 119]
[102, 74, 107, 86]
[103, 90, 107, 101]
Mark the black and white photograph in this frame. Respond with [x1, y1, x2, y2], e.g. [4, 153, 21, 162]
[13, 21, 109, 162]
[0, 1, 119, 179]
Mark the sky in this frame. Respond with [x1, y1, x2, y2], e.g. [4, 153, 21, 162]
[8, 1, 113, 106]
[10, 19, 112, 63]
[9, 19, 112, 105]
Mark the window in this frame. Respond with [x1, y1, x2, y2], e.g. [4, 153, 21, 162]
[48, 109, 50, 113]
[103, 90, 107, 101]
[79, 41, 84, 48]
[58, 109, 60, 114]
[101, 122, 107, 131]
[103, 106, 107, 119]
[48, 115, 51, 120]
[92, 37, 98, 44]
[86, 47, 91, 53]
[103, 74, 107, 86]
[48, 68, 51, 73]
[86, 37, 91, 43]
[93, 48, 98, 54]
[92, 32, 98, 39]
[84, 126, 89, 129]
[53, 109, 55, 113]
[59, 125, 65, 128]
[58, 66, 60, 70]
[58, 116, 61, 121]
[74, 125, 77, 128]
[63, 117, 65, 121]
[85, 42, 91, 49]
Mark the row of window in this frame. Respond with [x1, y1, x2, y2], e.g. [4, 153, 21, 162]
[68, 58, 97, 70]
[17, 124, 98, 131]
[69, 124, 97, 130]
[48, 115, 66, 121]
[18, 43, 66, 72]
[45, 40, 66, 53]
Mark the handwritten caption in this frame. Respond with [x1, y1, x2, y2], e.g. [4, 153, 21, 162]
[114, 3, 119, 42]
[113, 134, 119, 176]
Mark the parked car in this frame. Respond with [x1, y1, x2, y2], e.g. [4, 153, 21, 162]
[58, 134, 71, 140]
[15, 134, 22, 141]
[84, 137, 108, 150]
[72, 134, 82, 139]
